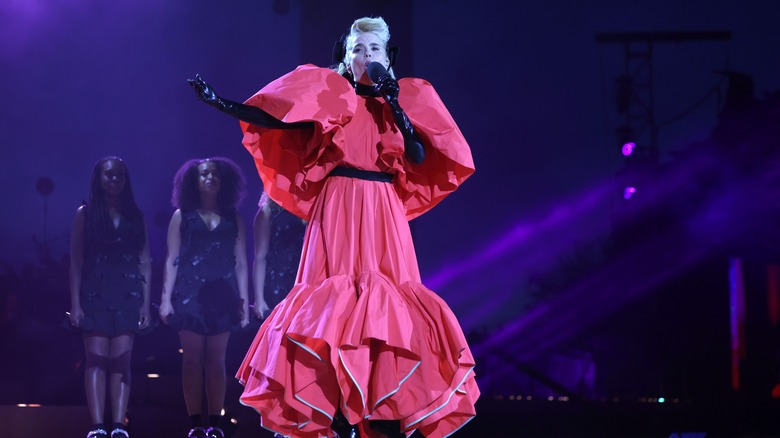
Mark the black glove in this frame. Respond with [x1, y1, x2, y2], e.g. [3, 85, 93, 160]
[188, 73, 221, 107]
[367, 66, 426, 164]
[389, 106, 426, 164]
[187, 74, 312, 130]
[366, 62, 426, 164]
[375, 74, 400, 103]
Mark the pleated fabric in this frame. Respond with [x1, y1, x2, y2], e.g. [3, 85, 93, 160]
[236, 65, 478, 438]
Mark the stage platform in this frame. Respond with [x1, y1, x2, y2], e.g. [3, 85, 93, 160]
[2, 396, 779, 437]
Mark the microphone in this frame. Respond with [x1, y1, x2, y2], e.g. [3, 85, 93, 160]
[367, 62, 390, 84]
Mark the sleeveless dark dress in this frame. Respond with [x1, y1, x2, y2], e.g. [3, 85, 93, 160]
[80, 217, 145, 336]
[171, 209, 241, 335]
[263, 203, 306, 309]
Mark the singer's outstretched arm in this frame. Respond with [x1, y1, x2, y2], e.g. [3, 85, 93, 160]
[188, 74, 314, 130]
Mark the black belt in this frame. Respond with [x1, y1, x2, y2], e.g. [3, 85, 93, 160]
[329, 166, 393, 183]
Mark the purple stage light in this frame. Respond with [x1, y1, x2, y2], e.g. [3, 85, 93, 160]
[623, 186, 636, 199]
[422, 179, 620, 334]
[425, 181, 614, 294]
[621, 142, 635, 156]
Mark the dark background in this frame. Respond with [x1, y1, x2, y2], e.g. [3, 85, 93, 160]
[2, 0, 780, 436]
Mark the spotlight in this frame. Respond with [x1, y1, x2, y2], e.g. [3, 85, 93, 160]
[621, 142, 636, 156]
[623, 186, 637, 199]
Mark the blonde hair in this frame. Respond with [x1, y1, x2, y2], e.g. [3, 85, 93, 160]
[335, 16, 395, 79]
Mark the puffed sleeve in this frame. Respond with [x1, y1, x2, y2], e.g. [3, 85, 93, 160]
[240, 65, 357, 220]
[392, 78, 475, 219]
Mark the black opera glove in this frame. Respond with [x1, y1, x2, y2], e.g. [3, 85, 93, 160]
[372, 74, 425, 164]
[375, 73, 400, 102]
[187, 74, 312, 130]
[188, 74, 220, 108]
[390, 106, 426, 164]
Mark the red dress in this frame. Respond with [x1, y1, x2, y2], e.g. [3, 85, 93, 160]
[236, 65, 478, 438]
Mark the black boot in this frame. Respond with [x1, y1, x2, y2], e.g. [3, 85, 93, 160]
[331, 410, 360, 438]
[368, 419, 405, 438]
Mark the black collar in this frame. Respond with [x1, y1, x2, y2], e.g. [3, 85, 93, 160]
[355, 82, 380, 97]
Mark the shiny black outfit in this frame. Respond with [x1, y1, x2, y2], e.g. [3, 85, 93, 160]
[263, 204, 306, 310]
[80, 218, 145, 336]
[171, 210, 241, 335]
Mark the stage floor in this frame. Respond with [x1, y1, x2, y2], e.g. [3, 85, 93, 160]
[3, 397, 779, 437]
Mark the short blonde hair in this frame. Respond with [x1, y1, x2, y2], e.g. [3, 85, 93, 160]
[335, 16, 395, 78]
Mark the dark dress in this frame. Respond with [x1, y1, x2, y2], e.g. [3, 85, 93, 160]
[263, 202, 306, 310]
[171, 209, 241, 335]
[80, 216, 145, 336]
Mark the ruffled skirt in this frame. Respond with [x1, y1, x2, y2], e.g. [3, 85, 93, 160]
[237, 176, 478, 438]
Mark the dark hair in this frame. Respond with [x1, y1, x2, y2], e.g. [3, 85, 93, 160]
[171, 157, 246, 212]
[84, 156, 145, 254]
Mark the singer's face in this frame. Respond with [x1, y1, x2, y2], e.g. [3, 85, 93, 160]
[347, 32, 389, 85]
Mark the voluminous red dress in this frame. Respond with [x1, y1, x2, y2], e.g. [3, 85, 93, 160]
[236, 65, 478, 438]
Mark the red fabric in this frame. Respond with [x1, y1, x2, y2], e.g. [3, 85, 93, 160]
[240, 64, 475, 220]
[236, 65, 478, 438]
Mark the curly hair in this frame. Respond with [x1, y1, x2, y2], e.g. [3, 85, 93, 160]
[171, 157, 246, 212]
[84, 156, 145, 254]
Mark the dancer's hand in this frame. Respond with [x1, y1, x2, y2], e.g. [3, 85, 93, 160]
[187, 74, 220, 107]
[138, 303, 151, 329]
[158, 300, 174, 324]
[252, 300, 270, 321]
[240, 302, 251, 328]
[67, 306, 84, 327]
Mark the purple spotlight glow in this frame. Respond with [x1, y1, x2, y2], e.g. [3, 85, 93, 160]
[622, 142, 636, 156]
[623, 186, 636, 199]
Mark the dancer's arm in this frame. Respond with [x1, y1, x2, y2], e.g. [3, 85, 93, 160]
[68, 206, 86, 326]
[159, 210, 181, 323]
[234, 212, 251, 328]
[138, 219, 152, 329]
[251, 205, 271, 320]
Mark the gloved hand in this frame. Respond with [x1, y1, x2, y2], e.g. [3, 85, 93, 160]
[188, 74, 221, 108]
[375, 74, 400, 103]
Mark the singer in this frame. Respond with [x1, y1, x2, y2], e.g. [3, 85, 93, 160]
[189, 16, 478, 438]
